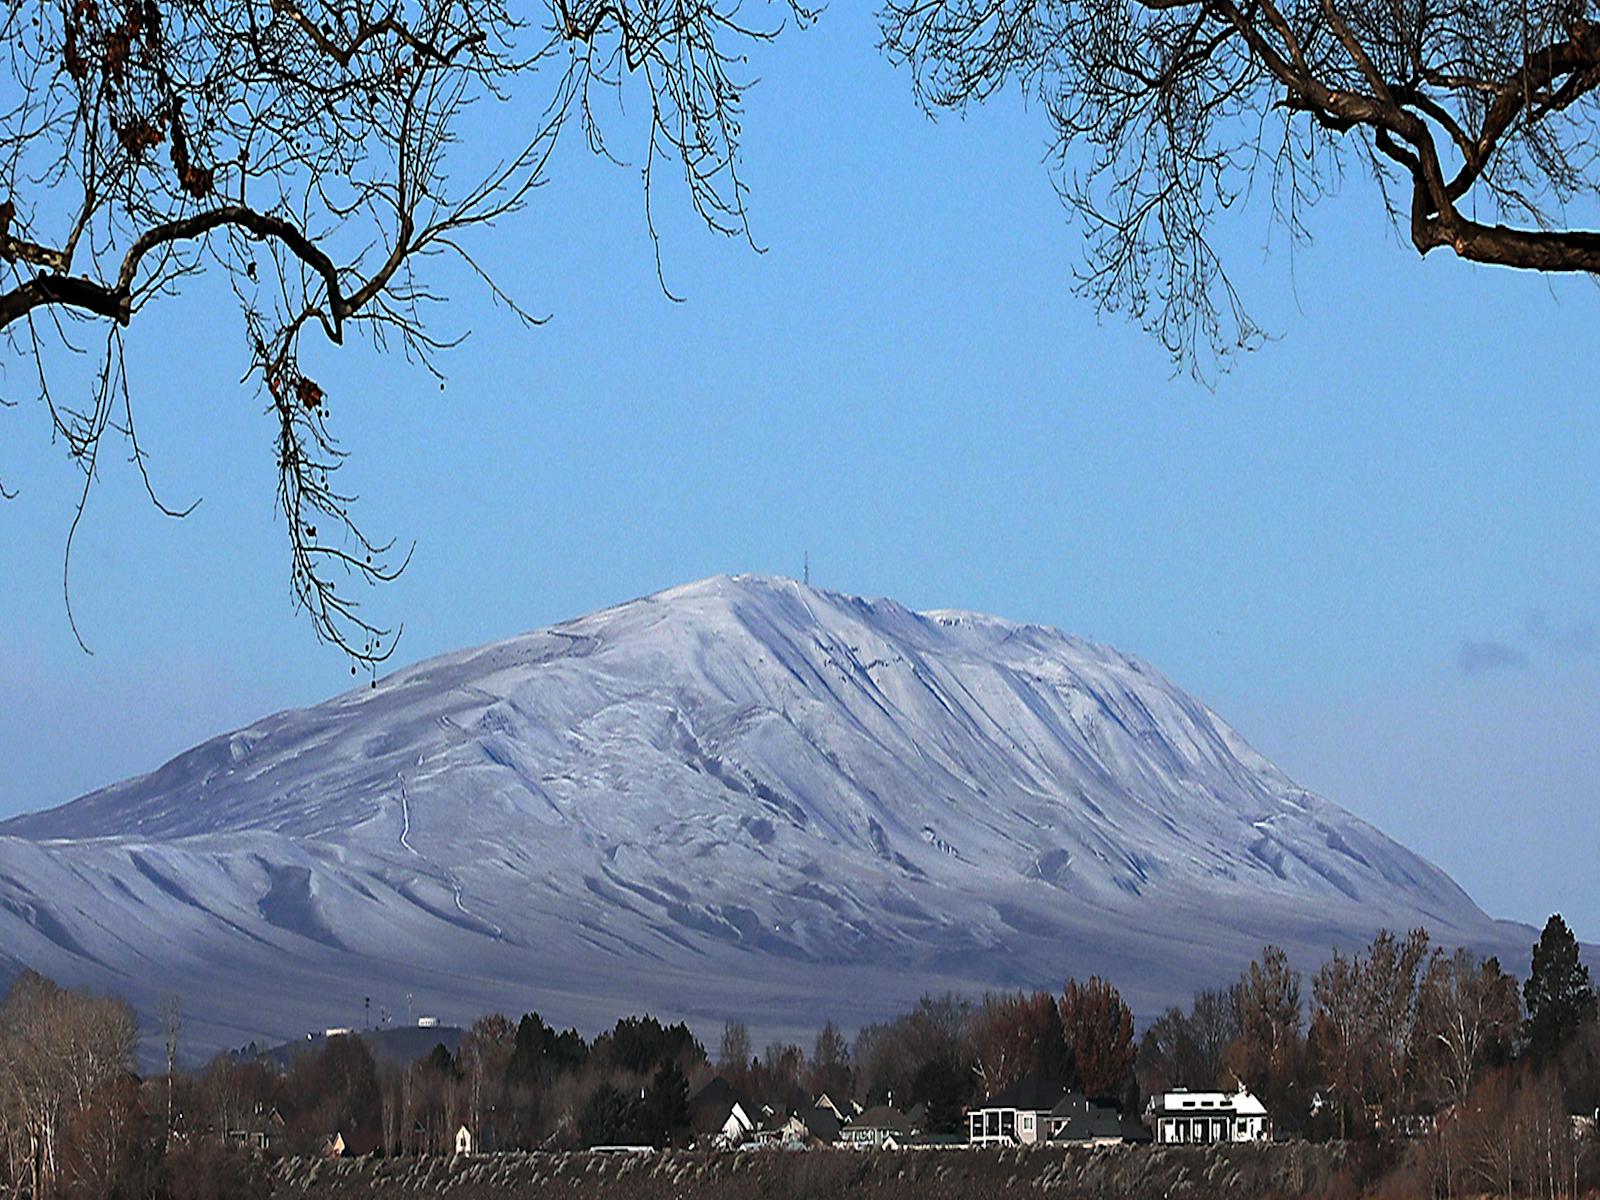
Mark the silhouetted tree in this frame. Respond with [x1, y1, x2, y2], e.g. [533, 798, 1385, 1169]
[284, 1034, 382, 1142]
[1138, 985, 1240, 1095]
[854, 994, 973, 1106]
[594, 1015, 704, 1076]
[910, 1056, 966, 1133]
[577, 1082, 641, 1147]
[640, 1060, 691, 1147]
[882, 0, 1600, 375]
[1, 0, 814, 661]
[1525, 914, 1597, 1065]
[717, 1021, 753, 1087]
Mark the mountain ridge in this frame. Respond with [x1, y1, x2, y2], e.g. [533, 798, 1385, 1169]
[0, 574, 1528, 1051]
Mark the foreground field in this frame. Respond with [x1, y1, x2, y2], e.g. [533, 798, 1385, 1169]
[266, 1143, 1378, 1200]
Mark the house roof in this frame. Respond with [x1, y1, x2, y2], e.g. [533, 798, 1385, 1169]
[853, 1105, 911, 1132]
[1148, 1088, 1268, 1118]
[794, 1106, 842, 1142]
[1049, 1092, 1090, 1118]
[813, 1092, 848, 1119]
[1052, 1100, 1126, 1143]
[980, 1071, 1072, 1113]
[689, 1076, 753, 1121]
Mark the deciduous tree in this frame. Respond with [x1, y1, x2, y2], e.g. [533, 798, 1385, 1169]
[807, 1020, 853, 1099]
[1229, 945, 1306, 1123]
[970, 990, 1074, 1095]
[1, 0, 811, 661]
[881, 0, 1600, 373]
[1058, 976, 1134, 1099]
[1418, 947, 1520, 1108]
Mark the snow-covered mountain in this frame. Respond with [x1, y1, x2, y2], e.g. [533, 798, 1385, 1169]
[0, 575, 1526, 1051]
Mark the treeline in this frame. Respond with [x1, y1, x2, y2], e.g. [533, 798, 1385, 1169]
[2, 915, 1596, 1200]
[705, 975, 1140, 1134]
[201, 1012, 709, 1157]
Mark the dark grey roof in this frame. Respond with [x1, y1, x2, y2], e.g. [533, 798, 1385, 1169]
[980, 1071, 1072, 1113]
[1053, 1103, 1123, 1142]
[689, 1076, 752, 1121]
[852, 1105, 911, 1132]
[795, 1106, 842, 1142]
[1049, 1092, 1090, 1119]
[1051, 1099, 1150, 1144]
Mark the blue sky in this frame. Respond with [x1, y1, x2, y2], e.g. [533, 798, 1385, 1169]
[3, 6, 1596, 945]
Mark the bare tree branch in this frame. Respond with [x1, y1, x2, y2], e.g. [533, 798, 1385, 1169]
[2, 0, 811, 664]
[880, 0, 1600, 374]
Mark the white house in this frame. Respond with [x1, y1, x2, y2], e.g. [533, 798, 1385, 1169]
[454, 1125, 474, 1155]
[1146, 1087, 1270, 1145]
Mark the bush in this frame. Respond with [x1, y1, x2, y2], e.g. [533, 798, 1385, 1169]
[162, 1136, 270, 1200]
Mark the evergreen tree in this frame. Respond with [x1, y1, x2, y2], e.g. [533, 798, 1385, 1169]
[1525, 914, 1598, 1063]
[641, 1060, 691, 1147]
[506, 1013, 546, 1086]
[909, 1056, 965, 1133]
[577, 1083, 642, 1147]
[1037, 998, 1077, 1088]
[424, 1042, 458, 1078]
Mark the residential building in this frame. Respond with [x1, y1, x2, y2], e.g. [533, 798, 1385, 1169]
[840, 1105, 914, 1149]
[966, 1072, 1071, 1147]
[1050, 1093, 1149, 1145]
[1145, 1087, 1270, 1145]
[688, 1076, 759, 1148]
[225, 1105, 286, 1154]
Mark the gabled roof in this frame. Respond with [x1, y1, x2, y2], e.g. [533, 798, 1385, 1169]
[813, 1092, 849, 1120]
[1052, 1100, 1126, 1143]
[1049, 1092, 1090, 1118]
[980, 1071, 1072, 1113]
[794, 1105, 842, 1142]
[853, 1105, 911, 1132]
[1232, 1092, 1268, 1116]
[1147, 1087, 1268, 1118]
[689, 1076, 753, 1120]
[688, 1075, 755, 1132]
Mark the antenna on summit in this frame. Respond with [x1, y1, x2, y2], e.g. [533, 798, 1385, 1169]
[803, 551, 809, 587]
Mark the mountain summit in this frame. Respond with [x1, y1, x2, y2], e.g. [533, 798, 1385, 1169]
[0, 575, 1517, 1049]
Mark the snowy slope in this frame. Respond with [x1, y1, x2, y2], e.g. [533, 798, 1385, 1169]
[0, 575, 1526, 1051]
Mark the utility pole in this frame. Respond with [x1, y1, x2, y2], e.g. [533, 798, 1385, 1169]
[803, 551, 809, 587]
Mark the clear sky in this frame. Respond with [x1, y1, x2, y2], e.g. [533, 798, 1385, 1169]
[3, 6, 1596, 946]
